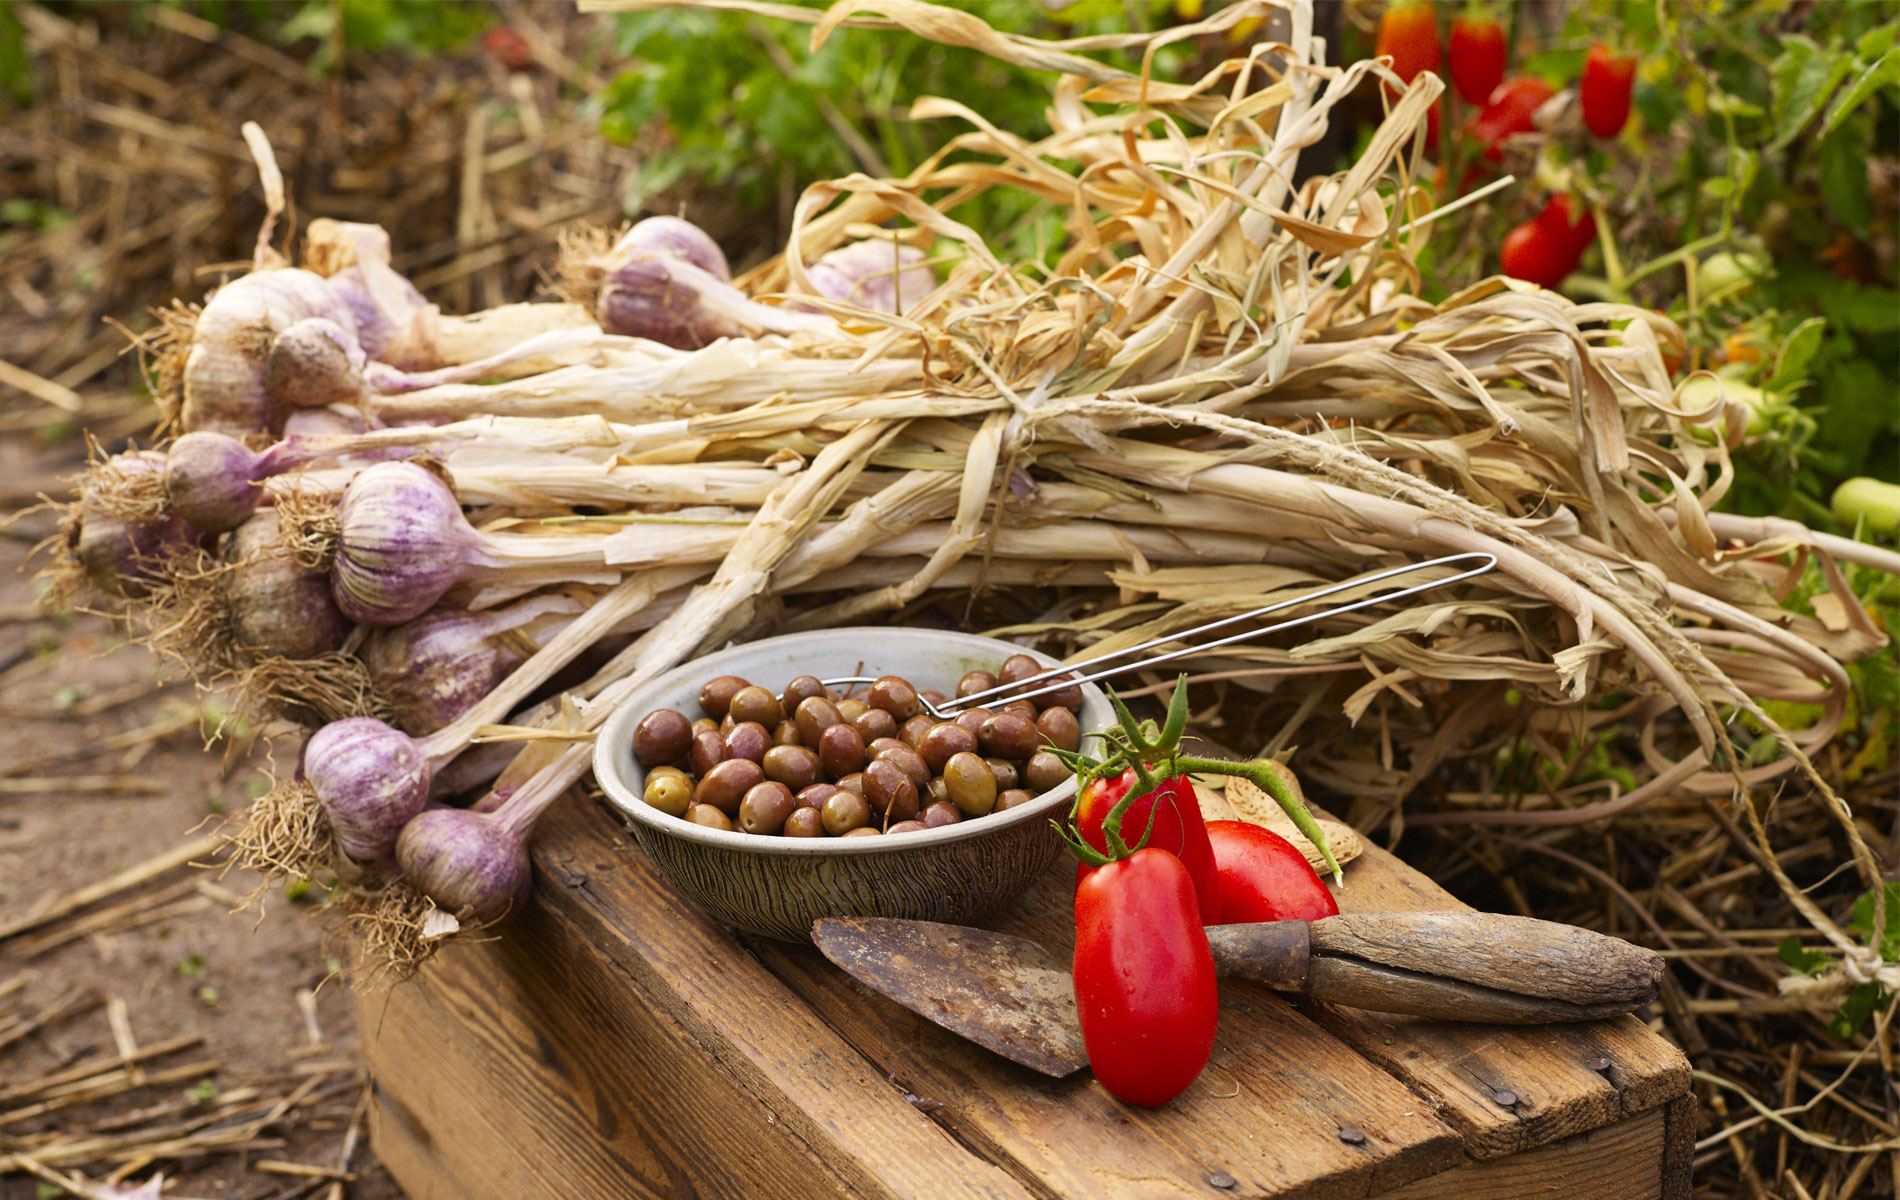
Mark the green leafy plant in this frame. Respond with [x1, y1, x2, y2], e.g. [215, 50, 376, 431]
[1389, 1, 1899, 526]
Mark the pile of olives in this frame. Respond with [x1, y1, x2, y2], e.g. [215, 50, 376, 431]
[630, 655, 1085, 838]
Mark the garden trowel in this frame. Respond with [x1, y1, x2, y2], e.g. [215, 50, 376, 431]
[811, 911, 1663, 1078]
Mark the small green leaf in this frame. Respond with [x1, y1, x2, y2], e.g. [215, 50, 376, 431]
[1820, 48, 1900, 140]
[1779, 936, 1831, 975]
[1819, 117, 1874, 234]
[177, 951, 206, 979]
[1830, 981, 1890, 1039]
[1769, 317, 1828, 392]
[186, 1078, 218, 1104]
[1771, 36, 1854, 150]
[196, 985, 220, 1007]
[1848, 881, 1900, 960]
[1522, 46, 1588, 83]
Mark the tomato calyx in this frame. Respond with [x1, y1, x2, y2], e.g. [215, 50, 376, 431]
[1050, 676, 1341, 882]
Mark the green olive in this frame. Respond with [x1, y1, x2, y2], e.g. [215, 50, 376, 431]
[821, 788, 871, 835]
[942, 751, 997, 817]
[836, 698, 870, 722]
[643, 772, 694, 817]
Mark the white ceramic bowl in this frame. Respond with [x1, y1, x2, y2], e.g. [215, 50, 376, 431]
[594, 627, 1110, 941]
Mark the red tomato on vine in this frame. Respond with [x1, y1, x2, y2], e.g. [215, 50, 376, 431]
[1448, 16, 1507, 106]
[1581, 44, 1637, 139]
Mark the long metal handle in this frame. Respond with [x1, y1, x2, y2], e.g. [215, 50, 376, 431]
[826, 552, 1497, 716]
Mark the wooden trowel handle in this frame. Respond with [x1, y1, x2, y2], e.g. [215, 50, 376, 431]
[1206, 911, 1663, 1025]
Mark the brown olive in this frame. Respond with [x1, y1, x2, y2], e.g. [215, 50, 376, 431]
[642, 772, 693, 817]
[1023, 750, 1069, 794]
[695, 758, 764, 816]
[953, 708, 991, 737]
[915, 722, 978, 772]
[690, 717, 719, 737]
[727, 685, 783, 728]
[866, 736, 908, 758]
[724, 721, 771, 764]
[942, 752, 997, 817]
[835, 772, 866, 797]
[986, 758, 1020, 791]
[698, 675, 748, 719]
[783, 807, 825, 838]
[818, 724, 868, 777]
[1001, 699, 1039, 720]
[773, 720, 803, 747]
[689, 729, 727, 777]
[1031, 671, 1084, 712]
[874, 744, 931, 790]
[836, 698, 870, 722]
[851, 707, 898, 743]
[863, 760, 919, 823]
[781, 675, 826, 714]
[887, 820, 928, 835]
[796, 782, 839, 810]
[867, 675, 922, 720]
[821, 789, 871, 835]
[738, 782, 795, 835]
[956, 669, 998, 699]
[978, 712, 1039, 760]
[918, 689, 947, 708]
[633, 709, 692, 767]
[998, 654, 1043, 687]
[921, 801, 962, 828]
[899, 714, 936, 748]
[794, 696, 844, 746]
[762, 744, 823, 791]
[686, 804, 736, 830]
[994, 788, 1035, 811]
[1035, 706, 1081, 752]
[841, 826, 881, 838]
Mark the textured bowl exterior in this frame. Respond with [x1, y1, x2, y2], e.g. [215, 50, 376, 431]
[594, 628, 1110, 942]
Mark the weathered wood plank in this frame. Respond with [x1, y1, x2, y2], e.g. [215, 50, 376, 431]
[753, 862, 1467, 1200]
[360, 794, 1038, 1200]
[1296, 809, 1692, 1160]
[1380, 1106, 1665, 1200]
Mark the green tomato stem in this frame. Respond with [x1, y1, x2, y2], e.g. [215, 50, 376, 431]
[1172, 754, 1343, 885]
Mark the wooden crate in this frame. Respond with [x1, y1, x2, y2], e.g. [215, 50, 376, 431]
[354, 795, 1694, 1199]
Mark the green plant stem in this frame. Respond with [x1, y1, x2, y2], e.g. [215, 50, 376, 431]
[1173, 755, 1342, 883]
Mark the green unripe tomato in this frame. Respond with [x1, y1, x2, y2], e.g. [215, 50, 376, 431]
[1831, 477, 1900, 536]
[1699, 251, 1765, 299]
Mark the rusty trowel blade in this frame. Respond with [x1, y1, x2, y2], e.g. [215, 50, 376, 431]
[811, 917, 1088, 1078]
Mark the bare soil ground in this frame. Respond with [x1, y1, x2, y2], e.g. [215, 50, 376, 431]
[0, 430, 403, 1199]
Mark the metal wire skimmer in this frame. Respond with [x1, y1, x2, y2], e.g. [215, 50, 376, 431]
[822, 551, 1498, 719]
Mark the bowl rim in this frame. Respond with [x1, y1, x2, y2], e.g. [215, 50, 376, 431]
[593, 627, 1107, 857]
